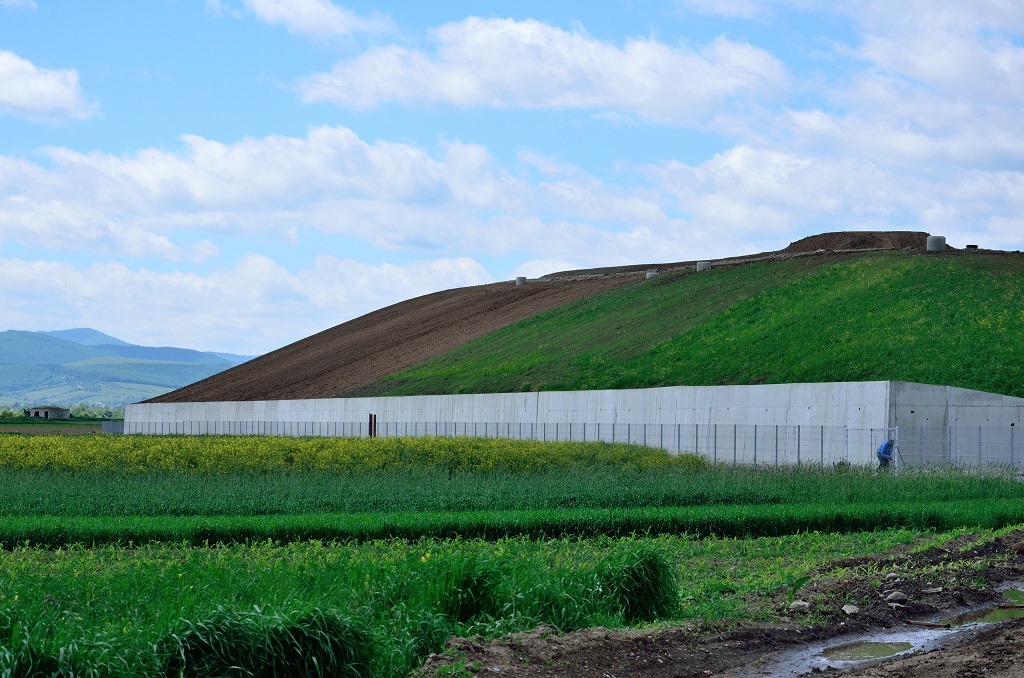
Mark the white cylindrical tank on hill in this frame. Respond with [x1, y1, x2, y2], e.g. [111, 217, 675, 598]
[926, 235, 946, 251]
[515, 276, 527, 286]
[696, 261, 712, 272]
[645, 270, 658, 279]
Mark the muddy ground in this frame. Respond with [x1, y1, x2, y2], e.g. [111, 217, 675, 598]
[417, 531, 1024, 677]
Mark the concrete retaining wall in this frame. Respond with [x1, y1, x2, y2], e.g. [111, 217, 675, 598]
[124, 381, 1024, 466]
[127, 381, 894, 431]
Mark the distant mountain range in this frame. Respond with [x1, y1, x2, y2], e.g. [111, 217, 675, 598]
[0, 328, 255, 408]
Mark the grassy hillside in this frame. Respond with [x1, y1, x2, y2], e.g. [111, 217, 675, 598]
[349, 251, 1024, 398]
[0, 331, 237, 407]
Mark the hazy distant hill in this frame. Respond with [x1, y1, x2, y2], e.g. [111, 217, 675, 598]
[41, 328, 133, 346]
[0, 329, 255, 407]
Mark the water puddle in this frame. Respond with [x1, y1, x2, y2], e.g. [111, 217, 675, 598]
[741, 586, 1024, 677]
[943, 588, 1024, 626]
[821, 640, 913, 661]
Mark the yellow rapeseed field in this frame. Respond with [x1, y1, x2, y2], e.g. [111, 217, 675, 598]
[0, 435, 690, 474]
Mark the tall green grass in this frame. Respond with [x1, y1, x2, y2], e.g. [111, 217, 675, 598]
[1, 463, 1018, 518]
[353, 252, 1024, 397]
[2, 499, 1022, 547]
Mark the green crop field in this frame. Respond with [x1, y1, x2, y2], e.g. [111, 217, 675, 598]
[349, 252, 1024, 398]
[1, 434, 1021, 675]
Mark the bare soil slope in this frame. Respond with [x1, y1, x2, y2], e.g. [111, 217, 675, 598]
[147, 278, 633, 403]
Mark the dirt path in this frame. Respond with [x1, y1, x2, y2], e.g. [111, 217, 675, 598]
[416, 531, 1024, 677]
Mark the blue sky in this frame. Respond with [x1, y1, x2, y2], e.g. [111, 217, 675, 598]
[2, 1, 1023, 354]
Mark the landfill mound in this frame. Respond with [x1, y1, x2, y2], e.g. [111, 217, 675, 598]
[148, 231, 943, 404]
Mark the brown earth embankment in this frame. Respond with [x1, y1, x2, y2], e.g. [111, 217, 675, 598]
[146, 277, 635, 403]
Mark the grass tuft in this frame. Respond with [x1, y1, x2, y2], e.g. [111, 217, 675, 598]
[597, 545, 679, 623]
[159, 606, 378, 678]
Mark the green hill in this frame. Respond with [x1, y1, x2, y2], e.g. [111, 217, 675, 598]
[348, 251, 1024, 399]
[0, 331, 240, 407]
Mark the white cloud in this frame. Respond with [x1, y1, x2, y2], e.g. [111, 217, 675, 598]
[3, 125, 699, 264]
[0, 50, 95, 121]
[239, 0, 387, 37]
[2, 254, 493, 354]
[0, 0, 36, 8]
[300, 17, 787, 125]
[650, 144, 1024, 251]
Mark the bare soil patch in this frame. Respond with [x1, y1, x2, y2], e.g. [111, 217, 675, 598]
[782, 231, 932, 253]
[0, 424, 102, 435]
[416, 531, 1024, 678]
[147, 278, 633, 402]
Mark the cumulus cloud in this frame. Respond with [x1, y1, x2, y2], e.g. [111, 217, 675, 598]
[0, 50, 95, 121]
[0, 125, 694, 266]
[300, 17, 787, 125]
[0, 0, 36, 8]
[238, 0, 388, 37]
[650, 144, 1024, 251]
[3, 254, 493, 354]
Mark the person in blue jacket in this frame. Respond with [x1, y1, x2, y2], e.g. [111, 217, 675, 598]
[877, 439, 895, 469]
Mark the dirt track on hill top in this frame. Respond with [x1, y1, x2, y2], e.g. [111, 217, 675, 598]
[147, 277, 634, 402]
